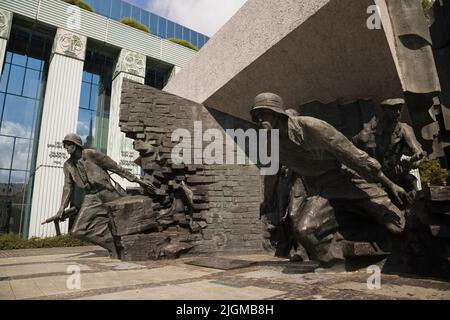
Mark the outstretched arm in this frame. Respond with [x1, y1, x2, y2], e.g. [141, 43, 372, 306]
[305, 119, 411, 205]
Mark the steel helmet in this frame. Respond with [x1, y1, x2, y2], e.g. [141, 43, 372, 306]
[62, 133, 83, 148]
[250, 93, 289, 123]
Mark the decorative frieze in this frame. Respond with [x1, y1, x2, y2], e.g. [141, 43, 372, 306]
[52, 28, 87, 61]
[0, 9, 13, 40]
[114, 49, 146, 79]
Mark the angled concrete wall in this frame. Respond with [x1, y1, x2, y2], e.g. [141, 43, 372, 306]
[164, 0, 403, 122]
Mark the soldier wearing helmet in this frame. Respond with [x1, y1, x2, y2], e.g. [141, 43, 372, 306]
[251, 93, 411, 265]
[353, 98, 426, 193]
[58, 133, 153, 257]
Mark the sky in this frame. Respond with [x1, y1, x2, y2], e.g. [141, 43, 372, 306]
[126, 0, 248, 37]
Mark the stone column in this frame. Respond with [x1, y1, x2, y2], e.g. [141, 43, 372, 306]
[107, 49, 146, 188]
[0, 9, 13, 76]
[27, 29, 87, 238]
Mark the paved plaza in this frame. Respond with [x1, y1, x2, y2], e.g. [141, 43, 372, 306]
[0, 246, 449, 300]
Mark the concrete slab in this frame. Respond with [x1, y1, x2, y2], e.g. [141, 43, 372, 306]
[6, 265, 219, 299]
[0, 262, 92, 278]
[0, 281, 15, 300]
[329, 281, 450, 300]
[79, 280, 286, 300]
[165, 0, 402, 121]
[240, 269, 334, 285]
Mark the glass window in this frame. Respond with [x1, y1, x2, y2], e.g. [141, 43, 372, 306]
[175, 23, 183, 39]
[110, 0, 121, 20]
[12, 53, 27, 67]
[131, 6, 141, 22]
[167, 21, 175, 39]
[27, 57, 42, 71]
[121, 1, 131, 18]
[150, 13, 158, 35]
[97, 0, 112, 17]
[182, 27, 190, 43]
[22, 69, 41, 99]
[0, 135, 14, 169]
[11, 138, 33, 171]
[7, 65, 25, 95]
[158, 16, 167, 38]
[198, 35, 205, 49]
[0, 64, 10, 93]
[191, 32, 199, 48]
[1, 95, 38, 139]
[77, 49, 113, 153]
[141, 10, 150, 30]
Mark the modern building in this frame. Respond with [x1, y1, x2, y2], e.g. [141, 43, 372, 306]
[0, 0, 207, 238]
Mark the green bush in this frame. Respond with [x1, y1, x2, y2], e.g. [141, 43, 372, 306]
[120, 18, 150, 33]
[0, 233, 91, 250]
[419, 159, 449, 186]
[168, 38, 198, 51]
[422, 0, 433, 20]
[64, 0, 94, 12]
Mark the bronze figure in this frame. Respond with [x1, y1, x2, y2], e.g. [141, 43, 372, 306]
[251, 93, 411, 264]
[353, 98, 426, 194]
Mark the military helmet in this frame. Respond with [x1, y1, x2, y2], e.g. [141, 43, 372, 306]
[380, 98, 405, 108]
[62, 133, 83, 149]
[250, 93, 289, 122]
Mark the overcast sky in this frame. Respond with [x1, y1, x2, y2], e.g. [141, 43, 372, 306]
[126, 0, 248, 37]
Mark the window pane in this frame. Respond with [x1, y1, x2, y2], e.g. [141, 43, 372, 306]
[77, 108, 94, 144]
[175, 23, 183, 39]
[111, 0, 121, 20]
[80, 82, 91, 109]
[82, 71, 92, 83]
[131, 6, 141, 22]
[121, 2, 131, 18]
[27, 57, 42, 71]
[97, 0, 111, 17]
[158, 17, 167, 38]
[141, 10, 150, 29]
[182, 27, 190, 42]
[92, 74, 100, 85]
[5, 52, 12, 63]
[22, 69, 41, 99]
[0, 169, 10, 184]
[0, 63, 10, 93]
[150, 13, 158, 35]
[7, 65, 25, 95]
[191, 32, 199, 48]
[1, 95, 37, 139]
[167, 21, 175, 39]
[11, 138, 33, 171]
[0, 135, 14, 169]
[90, 84, 99, 111]
[198, 35, 205, 48]
[12, 53, 27, 67]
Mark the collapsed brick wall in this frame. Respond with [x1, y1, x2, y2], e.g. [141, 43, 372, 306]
[119, 79, 263, 254]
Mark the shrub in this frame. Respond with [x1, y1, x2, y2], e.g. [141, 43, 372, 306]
[168, 38, 198, 51]
[120, 18, 150, 33]
[419, 159, 449, 186]
[0, 233, 91, 250]
[64, 0, 94, 12]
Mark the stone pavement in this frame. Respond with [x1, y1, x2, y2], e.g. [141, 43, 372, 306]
[0, 246, 449, 300]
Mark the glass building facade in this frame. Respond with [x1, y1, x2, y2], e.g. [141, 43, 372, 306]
[82, 0, 209, 49]
[77, 49, 114, 154]
[0, 26, 52, 234]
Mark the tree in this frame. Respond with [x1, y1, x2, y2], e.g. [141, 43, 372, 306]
[419, 159, 449, 186]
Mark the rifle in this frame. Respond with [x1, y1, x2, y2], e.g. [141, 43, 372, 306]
[41, 207, 78, 236]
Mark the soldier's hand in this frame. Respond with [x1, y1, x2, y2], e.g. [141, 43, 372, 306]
[56, 208, 65, 221]
[137, 179, 157, 193]
[389, 184, 412, 206]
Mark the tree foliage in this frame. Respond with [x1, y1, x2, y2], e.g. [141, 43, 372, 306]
[120, 18, 150, 33]
[64, 0, 94, 12]
[419, 159, 449, 186]
[168, 38, 198, 51]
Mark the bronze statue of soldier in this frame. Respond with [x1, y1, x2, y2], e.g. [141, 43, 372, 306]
[251, 93, 411, 265]
[353, 98, 426, 195]
[57, 133, 153, 257]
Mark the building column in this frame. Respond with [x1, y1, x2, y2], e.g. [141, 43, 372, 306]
[27, 29, 87, 238]
[107, 49, 146, 188]
[0, 9, 13, 76]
